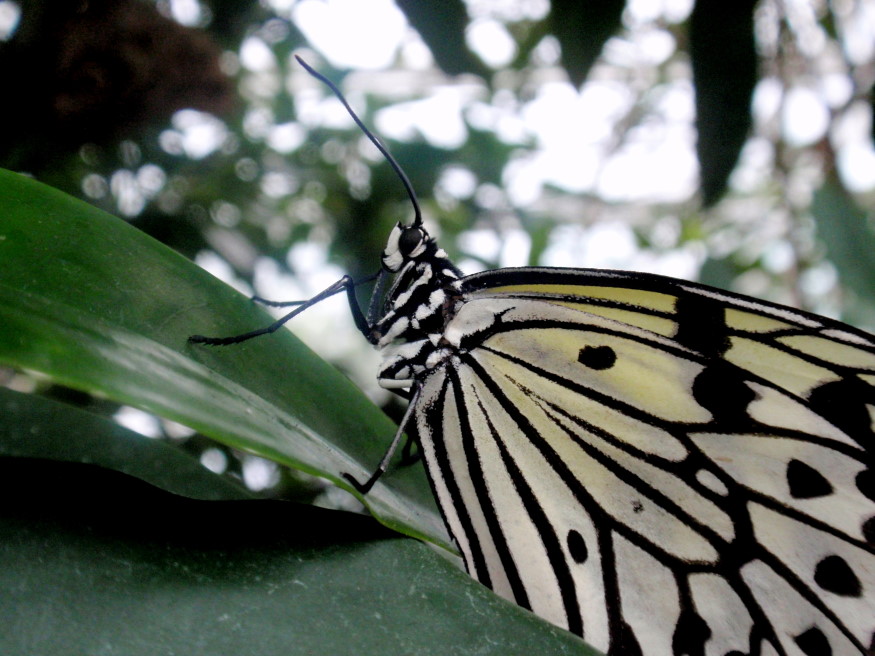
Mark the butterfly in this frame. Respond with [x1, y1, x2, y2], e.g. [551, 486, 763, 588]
[191, 58, 875, 656]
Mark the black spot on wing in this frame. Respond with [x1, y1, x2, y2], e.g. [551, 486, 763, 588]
[857, 468, 875, 502]
[794, 626, 832, 656]
[672, 610, 711, 656]
[786, 459, 834, 499]
[673, 295, 731, 358]
[814, 554, 862, 597]
[567, 530, 588, 564]
[578, 345, 616, 370]
[691, 365, 757, 428]
[808, 377, 875, 451]
[862, 516, 875, 545]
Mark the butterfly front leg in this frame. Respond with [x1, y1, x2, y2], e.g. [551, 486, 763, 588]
[189, 273, 377, 346]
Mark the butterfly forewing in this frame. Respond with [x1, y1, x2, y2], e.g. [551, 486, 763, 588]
[410, 267, 875, 655]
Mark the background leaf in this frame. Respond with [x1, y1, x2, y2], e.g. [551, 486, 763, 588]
[395, 0, 488, 77]
[550, 0, 625, 87]
[690, 0, 759, 206]
[0, 387, 253, 500]
[811, 175, 875, 326]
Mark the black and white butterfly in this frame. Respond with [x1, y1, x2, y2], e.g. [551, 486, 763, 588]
[192, 58, 875, 656]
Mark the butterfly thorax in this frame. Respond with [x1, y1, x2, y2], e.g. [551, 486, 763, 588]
[372, 223, 463, 389]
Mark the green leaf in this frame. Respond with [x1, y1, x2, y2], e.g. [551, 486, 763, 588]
[0, 386, 254, 500]
[0, 167, 446, 547]
[0, 458, 597, 656]
[550, 0, 625, 87]
[697, 255, 742, 292]
[811, 175, 875, 324]
[689, 0, 759, 206]
[395, 0, 489, 77]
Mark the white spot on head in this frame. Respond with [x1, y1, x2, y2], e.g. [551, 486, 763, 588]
[382, 223, 404, 271]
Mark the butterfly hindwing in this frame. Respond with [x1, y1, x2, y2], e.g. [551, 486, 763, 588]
[413, 268, 875, 655]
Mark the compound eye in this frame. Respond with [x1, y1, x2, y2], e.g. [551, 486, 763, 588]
[398, 226, 425, 256]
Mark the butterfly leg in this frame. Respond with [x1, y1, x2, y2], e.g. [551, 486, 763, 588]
[189, 273, 376, 345]
[343, 382, 422, 494]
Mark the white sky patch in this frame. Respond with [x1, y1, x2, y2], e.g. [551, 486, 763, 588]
[598, 128, 698, 203]
[195, 250, 253, 297]
[540, 221, 699, 278]
[837, 143, 875, 192]
[506, 80, 642, 203]
[458, 228, 501, 263]
[375, 91, 469, 148]
[730, 137, 774, 193]
[0, 0, 20, 40]
[465, 0, 550, 22]
[499, 229, 532, 267]
[200, 447, 228, 474]
[290, 0, 407, 69]
[267, 122, 307, 153]
[240, 36, 277, 72]
[781, 86, 830, 147]
[160, 110, 230, 160]
[466, 18, 518, 68]
[842, 0, 875, 64]
[437, 165, 478, 199]
[242, 455, 281, 491]
[830, 100, 875, 192]
[543, 222, 637, 269]
[168, 0, 204, 26]
[819, 73, 854, 108]
[752, 77, 783, 125]
[114, 406, 164, 438]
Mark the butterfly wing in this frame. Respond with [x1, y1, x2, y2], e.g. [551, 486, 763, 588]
[413, 267, 875, 656]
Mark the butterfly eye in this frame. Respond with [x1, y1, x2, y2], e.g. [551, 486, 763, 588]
[398, 227, 426, 257]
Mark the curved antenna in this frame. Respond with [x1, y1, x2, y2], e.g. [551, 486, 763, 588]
[295, 55, 423, 227]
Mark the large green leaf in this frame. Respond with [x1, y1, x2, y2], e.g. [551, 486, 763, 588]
[0, 167, 445, 546]
[0, 458, 595, 655]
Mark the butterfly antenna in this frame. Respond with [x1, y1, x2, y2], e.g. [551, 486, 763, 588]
[296, 55, 423, 227]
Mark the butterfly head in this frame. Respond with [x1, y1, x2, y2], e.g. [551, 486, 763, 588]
[381, 221, 433, 272]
